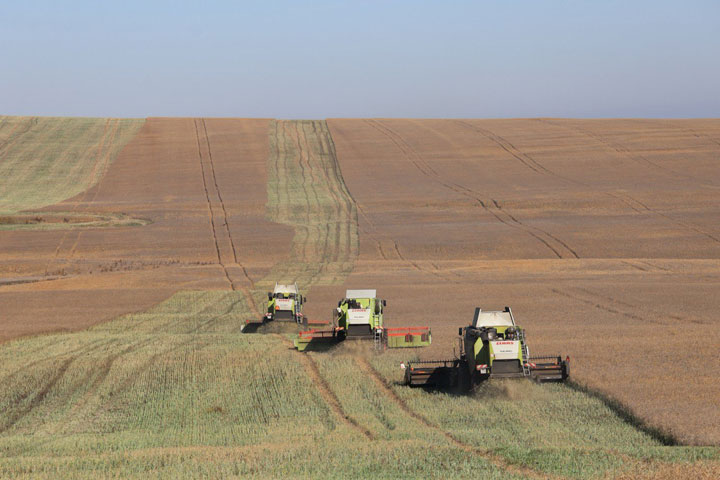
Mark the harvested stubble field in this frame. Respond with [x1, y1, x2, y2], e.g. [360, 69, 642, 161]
[0, 116, 718, 478]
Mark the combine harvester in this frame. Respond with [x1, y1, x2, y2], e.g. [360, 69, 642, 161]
[243, 283, 326, 332]
[294, 289, 431, 351]
[404, 307, 569, 390]
[264, 283, 305, 324]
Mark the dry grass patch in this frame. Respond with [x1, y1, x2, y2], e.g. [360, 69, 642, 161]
[0, 116, 143, 214]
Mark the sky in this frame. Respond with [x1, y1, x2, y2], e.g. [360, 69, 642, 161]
[1, 1, 718, 118]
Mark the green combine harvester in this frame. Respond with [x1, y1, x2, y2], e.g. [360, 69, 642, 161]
[263, 283, 305, 324]
[403, 307, 569, 389]
[294, 289, 432, 351]
[243, 283, 326, 332]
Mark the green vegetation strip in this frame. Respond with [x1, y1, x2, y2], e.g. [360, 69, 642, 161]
[255, 120, 358, 293]
[0, 116, 144, 214]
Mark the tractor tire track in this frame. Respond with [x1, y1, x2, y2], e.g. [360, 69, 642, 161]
[535, 118, 719, 188]
[452, 184, 564, 259]
[367, 119, 578, 259]
[0, 357, 74, 434]
[0, 340, 112, 433]
[201, 119, 255, 290]
[107, 337, 199, 397]
[0, 339, 108, 387]
[620, 259, 671, 274]
[491, 198, 580, 259]
[194, 120, 260, 317]
[611, 191, 720, 245]
[189, 295, 249, 334]
[391, 239, 458, 281]
[193, 119, 235, 291]
[274, 121, 314, 265]
[661, 121, 720, 148]
[637, 260, 671, 272]
[525, 118, 720, 244]
[279, 337, 373, 439]
[51, 337, 157, 432]
[571, 286, 698, 324]
[200, 120, 259, 318]
[356, 357, 556, 480]
[455, 119, 555, 177]
[622, 261, 649, 272]
[550, 287, 671, 326]
[455, 119, 651, 216]
[348, 182, 390, 261]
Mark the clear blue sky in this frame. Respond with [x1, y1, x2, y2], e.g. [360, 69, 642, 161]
[1, 1, 718, 118]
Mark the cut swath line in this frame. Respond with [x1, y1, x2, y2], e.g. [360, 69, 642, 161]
[539, 118, 720, 189]
[355, 357, 556, 480]
[279, 337, 373, 439]
[550, 287, 674, 326]
[454, 119, 553, 177]
[193, 119, 235, 291]
[531, 119, 720, 242]
[367, 119, 579, 260]
[570, 286, 698, 324]
[200, 119, 259, 316]
[461, 119, 720, 249]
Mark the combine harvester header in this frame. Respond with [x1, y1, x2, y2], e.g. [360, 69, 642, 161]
[404, 307, 569, 390]
[294, 289, 431, 351]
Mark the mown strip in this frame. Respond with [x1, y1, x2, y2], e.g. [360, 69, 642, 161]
[256, 120, 358, 293]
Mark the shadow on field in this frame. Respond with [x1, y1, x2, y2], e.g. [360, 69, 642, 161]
[399, 377, 530, 398]
[296, 340, 346, 353]
[566, 380, 680, 446]
[241, 321, 302, 335]
[400, 376, 686, 445]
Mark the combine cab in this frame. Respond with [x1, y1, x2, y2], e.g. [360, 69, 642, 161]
[294, 289, 431, 351]
[404, 307, 569, 390]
